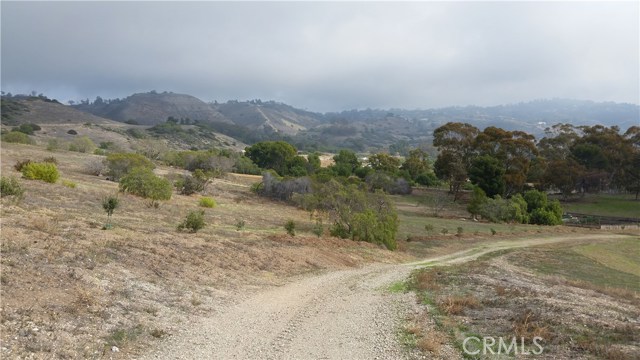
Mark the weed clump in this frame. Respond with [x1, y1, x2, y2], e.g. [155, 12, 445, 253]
[14, 159, 32, 172]
[21, 162, 60, 183]
[312, 218, 324, 238]
[235, 219, 245, 231]
[438, 294, 480, 315]
[198, 196, 216, 208]
[43, 156, 58, 164]
[61, 179, 76, 188]
[285, 219, 296, 236]
[0, 176, 25, 198]
[178, 210, 205, 233]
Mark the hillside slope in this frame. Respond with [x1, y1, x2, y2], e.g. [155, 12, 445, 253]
[73, 92, 231, 126]
[214, 100, 322, 135]
[2, 96, 120, 126]
[1, 97, 246, 152]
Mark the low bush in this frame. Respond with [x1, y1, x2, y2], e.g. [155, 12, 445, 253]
[68, 136, 95, 153]
[312, 218, 323, 237]
[43, 156, 58, 164]
[83, 159, 105, 176]
[46, 139, 62, 151]
[199, 197, 216, 208]
[285, 219, 296, 236]
[530, 208, 562, 225]
[177, 210, 205, 233]
[119, 167, 172, 207]
[0, 176, 25, 198]
[2, 131, 34, 144]
[14, 123, 41, 135]
[21, 162, 60, 183]
[176, 169, 211, 195]
[105, 152, 154, 181]
[61, 179, 77, 188]
[235, 219, 246, 231]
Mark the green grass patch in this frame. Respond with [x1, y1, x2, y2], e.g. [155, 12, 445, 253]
[560, 194, 639, 218]
[397, 209, 536, 240]
[573, 238, 640, 277]
[104, 325, 143, 348]
[199, 196, 216, 208]
[388, 280, 409, 293]
[515, 245, 640, 292]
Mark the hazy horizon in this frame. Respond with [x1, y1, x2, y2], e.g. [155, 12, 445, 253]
[2, 2, 638, 112]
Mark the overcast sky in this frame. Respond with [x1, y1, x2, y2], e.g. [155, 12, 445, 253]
[1, 1, 638, 112]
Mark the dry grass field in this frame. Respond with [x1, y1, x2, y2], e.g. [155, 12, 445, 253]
[0, 143, 408, 359]
[2, 141, 638, 359]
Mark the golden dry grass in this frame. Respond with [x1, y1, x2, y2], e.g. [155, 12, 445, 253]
[511, 309, 552, 343]
[416, 329, 447, 354]
[438, 294, 480, 315]
[0, 142, 409, 358]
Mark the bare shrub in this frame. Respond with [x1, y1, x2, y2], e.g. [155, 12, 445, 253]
[14, 159, 32, 172]
[511, 309, 551, 343]
[438, 294, 480, 315]
[83, 159, 105, 176]
[417, 329, 446, 354]
[414, 270, 440, 292]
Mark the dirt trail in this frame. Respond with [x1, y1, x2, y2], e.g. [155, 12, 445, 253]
[142, 233, 627, 360]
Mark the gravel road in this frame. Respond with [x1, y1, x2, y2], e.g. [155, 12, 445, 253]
[142, 265, 417, 360]
[141, 233, 624, 360]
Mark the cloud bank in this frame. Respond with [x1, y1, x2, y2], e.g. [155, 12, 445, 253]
[2, 2, 638, 111]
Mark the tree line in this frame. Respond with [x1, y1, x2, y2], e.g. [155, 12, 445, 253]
[433, 122, 639, 200]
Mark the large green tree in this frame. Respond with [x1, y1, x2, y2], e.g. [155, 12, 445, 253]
[433, 123, 479, 200]
[245, 141, 297, 176]
[474, 127, 537, 195]
[331, 150, 361, 176]
[400, 148, 431, 181]
[368, 153, 401, 174]
[434, 150, 467, 201]
[468, 155, 506, 197]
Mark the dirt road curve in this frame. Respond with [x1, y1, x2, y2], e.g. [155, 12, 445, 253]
[141, 234, 626, 360]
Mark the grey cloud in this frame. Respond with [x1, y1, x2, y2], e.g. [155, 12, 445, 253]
[1, 1, 638, 111]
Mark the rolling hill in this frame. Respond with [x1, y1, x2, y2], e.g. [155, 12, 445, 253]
[72, 91, 231, 126]
[0, 96, 247, 152]
[5, 91, 639, 153]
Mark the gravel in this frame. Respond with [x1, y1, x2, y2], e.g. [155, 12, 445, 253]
[141, 264, 418, 360]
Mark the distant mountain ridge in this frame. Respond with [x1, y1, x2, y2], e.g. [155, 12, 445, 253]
[5, 91, 637, 152]
[73, 91, 638, 133]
